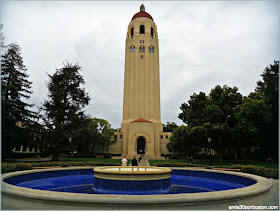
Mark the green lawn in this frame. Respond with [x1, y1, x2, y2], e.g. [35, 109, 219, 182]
[59, 157, 132, 165]
[59, 157, 278, 169]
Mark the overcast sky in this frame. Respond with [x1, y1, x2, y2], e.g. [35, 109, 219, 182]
[1, 1, 279, 128]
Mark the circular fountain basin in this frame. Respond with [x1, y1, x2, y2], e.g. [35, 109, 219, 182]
[1, 167, 274, 210]
[93, 166, 172, 194]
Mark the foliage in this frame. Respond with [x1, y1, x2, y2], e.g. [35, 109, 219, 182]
[162, 122, 178, 132]
[1, 24, 8, 49]
[2, 160, 121, 173]
[179, 92, 208, 127]
[167, 125, 189, 153]
[86, 118, 117, 153]
[177, 85, 243, 162]
[255, 60, 279, 161]
[241, 165, 278, 179]
[1, 43, 36, 160]
[2, 163, 33, 173]
[41, 62, 90, 161]
[232, 95, 272, 159]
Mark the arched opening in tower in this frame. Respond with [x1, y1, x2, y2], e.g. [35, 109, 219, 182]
[137, 136, 146, 154]
[140, 25, 145, 34]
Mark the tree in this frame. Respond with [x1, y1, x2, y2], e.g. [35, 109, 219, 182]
[1, 43, 35, 159]
[86, 118, 116, 153]
[41, 62, 90, 161]
[167, 125, 189, 153]
[163, 122, 178, 132]
[255, 61, 279, 161]
[1, 24, 6, 49]
[167, 125, 205, 155]
[179, 92, 209, 127]
[178, 85, 243, 162]
[233, 94, 272, 160]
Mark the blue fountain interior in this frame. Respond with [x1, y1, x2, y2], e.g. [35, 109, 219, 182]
[4, 169, 256, 195]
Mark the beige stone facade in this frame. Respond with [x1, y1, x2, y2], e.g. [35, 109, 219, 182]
[108, 5, 171, 159]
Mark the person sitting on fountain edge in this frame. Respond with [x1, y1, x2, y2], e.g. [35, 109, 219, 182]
[132, 157, 138, 166]
[121, 157, 128, 166]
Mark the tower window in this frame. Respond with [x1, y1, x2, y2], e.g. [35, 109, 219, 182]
[139, 46, 145, 53]
[149, 46, 154, 53]
[140, 25, 145, 34]
[151, 27, 154, 37]
[140, 40, 144, 44]
[141, 55, 143, 59]
[130, 46, 135, 53]
[131, 27, 134, 37]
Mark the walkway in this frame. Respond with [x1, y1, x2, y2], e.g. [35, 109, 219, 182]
[129, 157, 150, 166]
[138, 158, 150, 166]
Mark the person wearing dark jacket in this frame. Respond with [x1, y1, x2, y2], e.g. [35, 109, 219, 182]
[132, 157, 138, 166]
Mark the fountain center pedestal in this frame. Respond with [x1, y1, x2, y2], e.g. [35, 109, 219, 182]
[93, 166, 172, 194]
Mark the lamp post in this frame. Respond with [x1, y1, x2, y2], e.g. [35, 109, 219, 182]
[208, 138, 212, 163]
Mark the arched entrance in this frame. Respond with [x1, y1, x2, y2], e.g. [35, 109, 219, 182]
[137, 136, 145, 154]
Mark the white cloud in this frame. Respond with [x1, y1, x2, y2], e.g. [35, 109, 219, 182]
[1, 1, 278, 128]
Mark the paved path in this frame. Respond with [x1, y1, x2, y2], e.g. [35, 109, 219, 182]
[129, 158, 150, 166]
[138, 158, 150, 166]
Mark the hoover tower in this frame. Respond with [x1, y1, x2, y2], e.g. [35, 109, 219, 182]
[109, 5, 171, 159]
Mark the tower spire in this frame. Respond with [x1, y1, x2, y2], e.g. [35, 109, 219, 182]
[140, 4, 145, 12]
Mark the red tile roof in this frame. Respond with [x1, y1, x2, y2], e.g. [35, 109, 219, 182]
[132, 11, 153, 21]
[131, 118, 153, 123]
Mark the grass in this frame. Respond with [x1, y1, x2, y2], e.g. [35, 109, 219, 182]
[58, 157, 132, 165]
[59, 157, 121, 163]
[148, 159, 278, 169]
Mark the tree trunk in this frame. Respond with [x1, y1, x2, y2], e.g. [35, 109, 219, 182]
[234, 150, 238, 161]
[51, 150, 59, 161]
[218, 152, 223, 163]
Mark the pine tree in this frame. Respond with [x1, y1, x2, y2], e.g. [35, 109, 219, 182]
[1, 43, 35, 159]
[42, 62, 90, 161]
[255, 60, 279, 161]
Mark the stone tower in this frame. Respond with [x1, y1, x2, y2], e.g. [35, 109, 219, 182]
[109, 5, 171, 159]
[121, 4, 162, 159]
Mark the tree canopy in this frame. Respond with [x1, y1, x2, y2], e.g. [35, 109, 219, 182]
[1, 43, 36, 159]
[171, 61, 278, 162]
[163, 122, 178, 132]
[41, 62, 90, 161]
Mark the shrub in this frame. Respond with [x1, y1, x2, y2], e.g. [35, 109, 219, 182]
[31, 161, 121, 168]
[266, 169, 279, 179]
[241, 165, 279, 179]
[2, 163, 33, 173]
[32, 162, 62, 167]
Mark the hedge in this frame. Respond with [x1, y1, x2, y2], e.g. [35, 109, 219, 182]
[241, 165, 279, 179]
[1, 163, 33, 173]
[2, 161, 121, 173]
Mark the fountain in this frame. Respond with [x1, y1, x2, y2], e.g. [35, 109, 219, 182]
[1, 166, 275, 209]
[93, 166, 172, 194]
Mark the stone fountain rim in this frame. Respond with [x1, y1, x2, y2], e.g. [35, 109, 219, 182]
[1, 166, 273, 205]
[94, 166, 172, 174]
